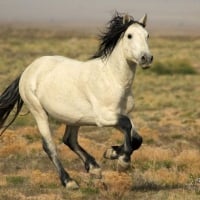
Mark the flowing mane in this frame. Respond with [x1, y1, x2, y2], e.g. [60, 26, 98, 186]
[92, 12, 144, 59]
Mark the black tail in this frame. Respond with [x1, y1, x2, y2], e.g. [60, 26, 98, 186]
[0, 76, 24, 135]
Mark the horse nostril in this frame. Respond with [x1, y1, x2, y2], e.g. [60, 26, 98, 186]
[141, 55, 146, 62]
[140, 54, 153, 65]
[150, 55, 153, 63]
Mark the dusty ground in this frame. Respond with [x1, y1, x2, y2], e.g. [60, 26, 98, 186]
[0, 29, 200, 199]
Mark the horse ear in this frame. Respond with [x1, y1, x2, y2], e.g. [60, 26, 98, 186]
[139, 14, 147, 27]
[123, 14, 131, 24]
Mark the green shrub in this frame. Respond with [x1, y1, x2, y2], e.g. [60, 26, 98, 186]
[6, 176, 28, 186]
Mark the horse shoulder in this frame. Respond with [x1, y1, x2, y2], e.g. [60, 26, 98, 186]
[76, 59, 124, 125]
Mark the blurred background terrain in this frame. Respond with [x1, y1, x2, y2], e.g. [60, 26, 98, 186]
[0, 0, 200, 35]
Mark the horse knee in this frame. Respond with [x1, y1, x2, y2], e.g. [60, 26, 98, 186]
[131, 133, 143, 150]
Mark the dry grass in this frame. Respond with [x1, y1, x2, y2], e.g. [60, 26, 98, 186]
[0, 28, 200, 199]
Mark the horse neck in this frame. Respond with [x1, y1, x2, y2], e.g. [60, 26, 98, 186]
[105, 40, 137, 90]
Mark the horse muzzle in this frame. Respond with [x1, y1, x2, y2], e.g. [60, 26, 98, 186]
[139, 53, 153, 69]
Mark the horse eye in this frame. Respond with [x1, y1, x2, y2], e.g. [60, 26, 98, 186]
[127, 34, 132, 39]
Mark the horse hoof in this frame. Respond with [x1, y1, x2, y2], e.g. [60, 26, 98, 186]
[117, 156, 130, 172]
[89, 167, 102, 179]
[104, 148, 117, 160]
[66, 180, 79, 190]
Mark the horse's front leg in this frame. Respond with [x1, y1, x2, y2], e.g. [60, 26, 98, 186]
[63, 125, 102, 178]
[104, 115, 143, 170]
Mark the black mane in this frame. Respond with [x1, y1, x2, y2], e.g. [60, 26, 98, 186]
[92, 12, 144, 59]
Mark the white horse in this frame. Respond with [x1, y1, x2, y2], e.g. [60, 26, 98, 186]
[0, 13, 153, 189]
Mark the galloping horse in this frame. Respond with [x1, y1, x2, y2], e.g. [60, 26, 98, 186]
[0, 13, 153, 189]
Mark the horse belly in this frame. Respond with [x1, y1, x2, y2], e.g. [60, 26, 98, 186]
[38, 87, 96, 125]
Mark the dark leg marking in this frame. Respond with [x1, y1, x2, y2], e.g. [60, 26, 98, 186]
[131, 129, 143, 151]
[117, 115, 133, 162]
[42, 139, 73, 187]
[105, 131, 143, 160]
[63, 126, 101, 177]
[104, 116, 143, 170]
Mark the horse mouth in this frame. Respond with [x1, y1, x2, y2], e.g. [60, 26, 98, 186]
[140, 64, 151, 70]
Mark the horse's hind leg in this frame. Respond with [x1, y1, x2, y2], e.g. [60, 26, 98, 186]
[23, 94, 78, 189]
[63, 125, 102, 178]
[34, 114, 79, 189]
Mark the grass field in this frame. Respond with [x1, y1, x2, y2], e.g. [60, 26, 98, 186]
[0, 28, 200, 200]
